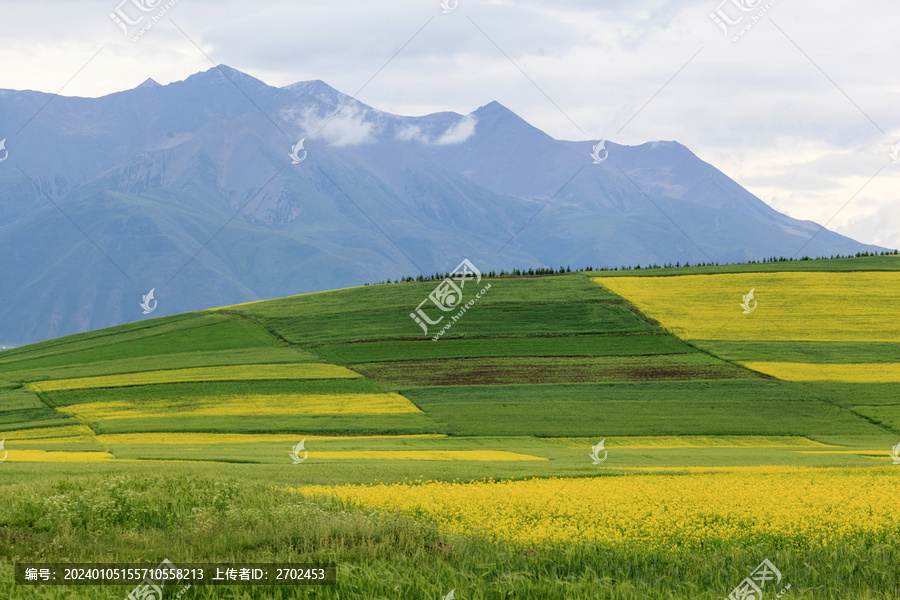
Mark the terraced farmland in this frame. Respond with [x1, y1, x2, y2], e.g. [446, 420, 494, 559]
[0, 256, 898, 598]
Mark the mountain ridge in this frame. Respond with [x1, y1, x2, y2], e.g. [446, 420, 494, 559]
[0, 65, 887, 346]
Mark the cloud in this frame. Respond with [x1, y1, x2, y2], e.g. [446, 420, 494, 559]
[394, 115, 477, 145]
[283, 104, 378, 147]
[435, 115, 477, 145]
[395, 124, 426, 142]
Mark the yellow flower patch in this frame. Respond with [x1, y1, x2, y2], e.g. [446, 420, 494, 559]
[299, 467, 900, 547]
[596, 272, 900, 342]
[741, 362, 900, 383]
[60, 393, 420, 421]
[0, 424, 97, 442]
[540, 435, 832, 449]
[28, 363, 360, 392]
[2, 450, 115, 462]
[94, 433, 446, 445]
[300, 451, 547, 461]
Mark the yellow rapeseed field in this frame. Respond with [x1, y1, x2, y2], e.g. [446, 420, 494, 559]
[596, 272, 900, 342]
[540, 436, 831, 449]
[741, 362, 900, 383]
[61, 393, 421, 421]
[94, 433, 445, 444]
[0, 424, 96, 442]
[28, 363, 360, 392]
[299, 451, 547, 461]
[2, 450, 115, 462]
[299, 467, 900, 547]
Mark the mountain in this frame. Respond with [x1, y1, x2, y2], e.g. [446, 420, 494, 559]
[0, 65, 886, 346]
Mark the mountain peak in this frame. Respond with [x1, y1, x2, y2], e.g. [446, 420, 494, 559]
[281, 78, 358, 110]
[184, 65, 269, 89]
[136, 78, 161, 89]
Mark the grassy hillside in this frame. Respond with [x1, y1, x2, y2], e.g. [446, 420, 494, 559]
[1, 257, 898, 599]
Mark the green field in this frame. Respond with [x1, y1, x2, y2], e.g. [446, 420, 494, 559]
[1, 257, 898, 598]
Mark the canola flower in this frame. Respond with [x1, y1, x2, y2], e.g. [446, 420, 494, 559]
[300, 450, 546, 461]
[298, 467, 900, 548]
[741, 362, 900, 383]
[2, 450, 115, 462]
[540, 435, 831, 449]
[0, 424, 96, 442]
[93, 433, 445, 445]
[61, 392, 421, 421]
[596, 272, 900, 342]
[28, 363, 359, 392]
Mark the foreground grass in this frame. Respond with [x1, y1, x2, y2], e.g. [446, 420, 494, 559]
[1, 465, 898, 599]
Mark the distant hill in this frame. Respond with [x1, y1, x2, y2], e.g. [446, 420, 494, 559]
[0, 65, 886, 345]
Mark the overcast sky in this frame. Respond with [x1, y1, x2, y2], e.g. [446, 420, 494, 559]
[1, 0, 897, 248]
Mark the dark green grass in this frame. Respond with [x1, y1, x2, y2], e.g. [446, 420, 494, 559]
[89, 414, 439, 435]
[230, 274, 621, 320]
[589, 254, 900, 277]
[259, 302, 656, 345]
[794, 382, 900, 409]
[0, 347, 323, 383]
[0, 389, 74, 430]
[101, 435, 556, 463]
[403, 381, 887, 437]
[40, 378, 388, 408]
[849, 405, 900, 432]
[353, 354, 758, 387]
[228, 274, 641, 345]
[698, 341, 900, 364]
[0, 314, 276, 372]
[313, 333, 694, 364]
[414, 399, 882, 437]
[0, 312, 202, 363]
